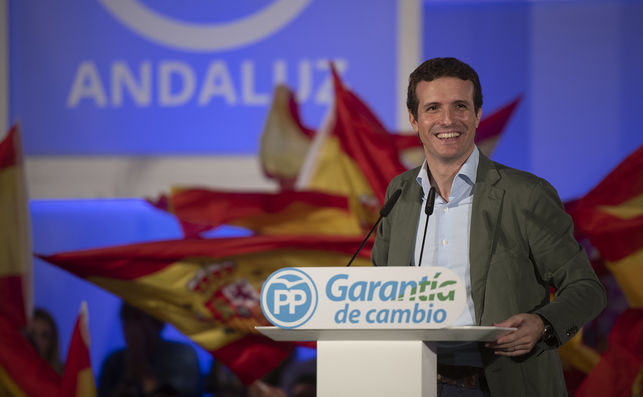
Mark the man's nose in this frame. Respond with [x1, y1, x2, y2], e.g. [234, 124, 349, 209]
[440, 108, 454, 125]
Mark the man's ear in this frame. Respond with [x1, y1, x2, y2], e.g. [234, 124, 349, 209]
[475, 108, 482, 128]
[408, 110, 419, 133]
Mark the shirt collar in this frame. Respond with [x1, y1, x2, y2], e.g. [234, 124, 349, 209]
[415, 146, 479, 200]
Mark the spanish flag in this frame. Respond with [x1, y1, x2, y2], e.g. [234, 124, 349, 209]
[575, 308, 643, 397]
[259, 84, 315, 189]
[0, 125, 32, 329]
[61, 303, 96, 397]
[296, 65, 407, 230]
[39, 235, 372, 384]
[0, 314, 62, 397]
[169, 189, 362, 237]
[569, 144, 643, 307]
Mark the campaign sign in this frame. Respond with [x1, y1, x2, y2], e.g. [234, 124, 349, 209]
[9, 1, 399, 155]
[260, 267, 465, 329]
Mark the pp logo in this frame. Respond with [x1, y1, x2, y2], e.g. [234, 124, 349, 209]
[261, 268, 317, 329]
[98, 0, 312, 52]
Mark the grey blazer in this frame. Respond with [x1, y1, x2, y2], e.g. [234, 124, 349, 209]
[371, 151, 606, 397]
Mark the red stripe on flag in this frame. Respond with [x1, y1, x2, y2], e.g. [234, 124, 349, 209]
[330, 65, 407, 204]
[0, 315, 62, 396]
[575, 308, 643, 397]
[475, 96, 522, 142]
[38, 234, 373, 280]
[576, 145, 643, 207]
[0, 275, 27, 328]
[61, 309, 93, 397]
[211, 334, 294, 385]
[572, 208, 643, 261]
[172, 190, 350, 228]
[0, 125, 20, 169]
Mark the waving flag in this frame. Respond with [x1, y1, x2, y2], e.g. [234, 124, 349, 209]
[61, 303, 96, 397]
[0, 314, 62, 397]
[575, 308, 643, 397]
[568, 145, 643, 307]
[170, 189, 362, 237]
[259, 85, 315, 189]
[0, 125, 32, 328]
[39, 235, 372, 384]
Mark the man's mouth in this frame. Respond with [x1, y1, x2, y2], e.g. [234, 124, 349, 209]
[435, 132, 461, 139]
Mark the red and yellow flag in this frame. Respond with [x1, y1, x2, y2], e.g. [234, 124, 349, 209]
[39, 235, 372, 384]
[296, 65, 407, 229]
[259, 84, 315, 189]
[169, 189, 362, 237]
[61, 303, 96, 397]
[0, 314, 62, 397]
[0, 125, 32, 329]
[569, 144, 643, 307]
[575, 308, 643, 397]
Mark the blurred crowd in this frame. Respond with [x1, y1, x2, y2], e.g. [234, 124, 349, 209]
[24, 303, 316, 397]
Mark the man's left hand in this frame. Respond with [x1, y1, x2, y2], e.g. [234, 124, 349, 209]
[485, 313, 544, 356]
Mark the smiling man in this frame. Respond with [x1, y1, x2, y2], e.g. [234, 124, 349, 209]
[371, 58, 606, 397]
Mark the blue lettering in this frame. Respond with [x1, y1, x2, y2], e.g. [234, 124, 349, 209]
[376, 309, 389, 323]
[379, 281, 398, 301]
[433, 309, 447, 323]
[366, 309, 376, 323]
[349, 309, 361, 323]
[326, 274, 348, 301]
[390, 309, 411, 323]
[412, 303, 425, 323]
[349, 281, 367, 301]
[367, 281, 381, 301]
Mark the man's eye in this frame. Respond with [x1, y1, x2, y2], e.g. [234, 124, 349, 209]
[427, 105, 437, 111]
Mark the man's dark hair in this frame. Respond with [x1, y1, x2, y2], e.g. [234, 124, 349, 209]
[406, 57, 483, 120]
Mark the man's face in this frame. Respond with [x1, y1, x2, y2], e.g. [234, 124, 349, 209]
[409, 77, 481, 167]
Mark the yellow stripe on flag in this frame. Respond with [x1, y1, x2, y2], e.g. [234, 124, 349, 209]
[558, 330, 601, 374]
[75, 368, 96, 397]
[88, 250, 371, 351]
[599, 194, 643, 220]
[306, 136, 379, 227]
[0, 365, 28, 397]
[606, 248, 643, 307]
[0, 166, 31, 278]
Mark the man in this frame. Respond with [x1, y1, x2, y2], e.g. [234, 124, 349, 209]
[371, 57, 606, 396]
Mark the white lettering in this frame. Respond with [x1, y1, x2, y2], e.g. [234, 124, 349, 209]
[65, 59, 350, 108]
[112, 61, 151, 106]
[159, 61, 195, 106]
[66, 61, 107, 107]
[198, 61, 236, 105]
[241, 60, 270, 105]
[296, 60, 312, 103]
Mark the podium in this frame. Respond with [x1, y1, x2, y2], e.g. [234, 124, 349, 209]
[257, 326, 513, 397]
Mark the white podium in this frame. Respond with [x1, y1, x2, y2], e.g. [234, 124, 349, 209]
[257, 326, 513, 397]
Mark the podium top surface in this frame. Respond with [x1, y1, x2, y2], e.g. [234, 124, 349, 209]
[256, 326, 516, 342]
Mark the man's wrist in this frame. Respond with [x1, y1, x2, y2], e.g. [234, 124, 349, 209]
[537, 314, 558, 347]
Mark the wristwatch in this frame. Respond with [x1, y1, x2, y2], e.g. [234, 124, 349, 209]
[541, 322, 558, 347]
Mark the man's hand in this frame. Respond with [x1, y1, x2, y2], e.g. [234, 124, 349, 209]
[485, 313, 545, 357]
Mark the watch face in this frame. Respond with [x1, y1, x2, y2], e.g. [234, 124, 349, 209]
[543, 325, 557, 346]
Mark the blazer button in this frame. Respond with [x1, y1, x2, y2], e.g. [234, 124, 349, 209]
[566, 326, 578, 337]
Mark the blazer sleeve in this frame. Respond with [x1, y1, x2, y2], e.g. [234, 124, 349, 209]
[527, 179, 607, 346]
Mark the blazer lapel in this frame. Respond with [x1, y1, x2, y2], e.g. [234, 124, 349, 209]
[389, 176, 423, 266]
[470, 153, 504, 324]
